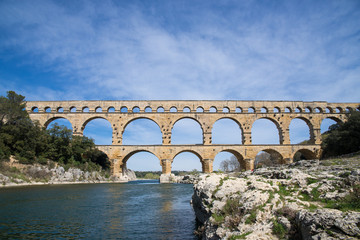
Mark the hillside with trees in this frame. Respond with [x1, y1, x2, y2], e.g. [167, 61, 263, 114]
[0, 91, 110, 172]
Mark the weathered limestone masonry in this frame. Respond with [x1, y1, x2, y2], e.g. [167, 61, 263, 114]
[26, 100, 359, 182]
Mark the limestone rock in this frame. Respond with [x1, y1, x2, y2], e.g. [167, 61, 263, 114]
[296, 209, 360, 239]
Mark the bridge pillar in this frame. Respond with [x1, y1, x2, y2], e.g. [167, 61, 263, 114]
[202, 159, 213, 173]
[281, 129, 290, 145]
[203, 132, 212, 145]
[313, 128, 322, 144]
[243, 131, 252, 144]
[244, 159, 254, 171]
[161, 159, 172, 175]
[162, 131, 172, 145]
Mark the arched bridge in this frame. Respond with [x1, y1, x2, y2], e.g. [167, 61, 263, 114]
[26, 100, 359, 178]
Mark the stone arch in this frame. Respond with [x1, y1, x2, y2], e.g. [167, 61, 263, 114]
[335, 107, 342, 113]
[217, 149, 246, 171]
[255, 149, 284, 168]
[132, 106, 140, 113]
[95, 106, 102, 112]
[171, 150, 203, 172]
[274, 107, 280, 113]
[170, 106, 177, 112]
[118, 150, 162, 174]
[44, 116, 73, 129]
[211, 117, 243, 144]
[82, 106, 90, 112]
[223, 107, 230, 113]
[209, 106, 217, 112]
[251, 117, 282, 144]
[325, 107, 333, 113]
[183, 107, 191, 112]
[248, 107, 255, 113]
[305, 107, 312, 113]
[171, 117, 204, 135]
[70, 106, 77, 112]
[45, 107, 52, 113]
[81, 116, 112, 132]
[82, 117, 113, 145]
[293, 149, 316, 161]
[122, 117, 163, 145]
[31, 106, 39, 112]
[261, 107, 268, 113]
[289, 117, 314, 144]
[320, 117, 342, 134]
[57, 107, 64, 113]
[122, 150, 161, 166]
[121, 106, 128, 113]
[295, 107, 302, 113]
[145, 106, 152, 112]
[107, 106, 115, 112]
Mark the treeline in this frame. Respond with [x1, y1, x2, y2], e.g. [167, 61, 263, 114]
[0, 91, 110, 171]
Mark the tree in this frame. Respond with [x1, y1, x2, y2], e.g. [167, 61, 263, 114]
[219, 156, 240, 172]
[0, 91, 28, 126]
[322, 111, 360, 158]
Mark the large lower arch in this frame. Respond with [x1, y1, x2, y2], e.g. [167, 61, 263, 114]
[255, 149, 284, 168]
[293, 149, 316, 161]
[121, 150, 162, 172]
[252, 118, 281, 144]
[214, 149, 246, 171]
[171, 150, 203, 172]
[171, 117, 204, 144]
[211, 118, 243, 144]
[122, 118, 162, 145]
[82, 117, 112, 145]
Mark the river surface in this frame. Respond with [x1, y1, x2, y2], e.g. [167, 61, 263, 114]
[0, 180, 198, 239]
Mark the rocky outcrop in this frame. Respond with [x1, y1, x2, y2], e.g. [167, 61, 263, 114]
[192, 156, 360, 239]
[0, 160, 137, 187]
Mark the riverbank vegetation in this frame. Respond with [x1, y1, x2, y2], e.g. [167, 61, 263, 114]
[0, 91, 110, 172]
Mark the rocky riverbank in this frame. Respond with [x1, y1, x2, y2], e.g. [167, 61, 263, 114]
[191, 155, 360, 239]
[0, 158, 136, 187]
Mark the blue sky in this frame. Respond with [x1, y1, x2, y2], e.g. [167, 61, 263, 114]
[1, 0, 359, 171]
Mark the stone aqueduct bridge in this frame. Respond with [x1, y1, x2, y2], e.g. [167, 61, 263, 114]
[26, 100, 359, 177]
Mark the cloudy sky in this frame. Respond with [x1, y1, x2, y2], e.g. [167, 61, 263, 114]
[1, 0, 359, 171]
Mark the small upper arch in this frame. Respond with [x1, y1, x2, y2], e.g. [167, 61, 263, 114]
[196, 107, 204, 112]
[45, 107, 51, 113]
[284, 107, 292, 113]
[183, 107, 191, 112]
[70, 106, 77, 113]
[261, 107, 268, 113]
[57, 107, 64, 113]
[31, 106, 39, 113]
[107, 106, 115, 112]
[170, 106, 177, 112]
[95, 106, 103, 112]
[209, 106, 217, 113]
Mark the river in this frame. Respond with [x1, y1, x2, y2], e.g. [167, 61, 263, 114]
[0, 180, 198, 239]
